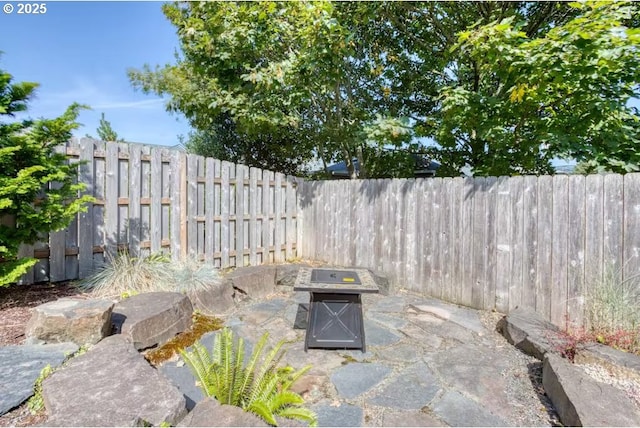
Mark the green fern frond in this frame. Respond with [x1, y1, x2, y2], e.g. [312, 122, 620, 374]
[249, 338, 286, 404]
[179, 343, 214, 397]
[277, 406, 318, 427]
[181, 327, 315, 426]
[269, 390, 304, 411]
[280, 365, 312, 391]
[247, 400, 278, 426]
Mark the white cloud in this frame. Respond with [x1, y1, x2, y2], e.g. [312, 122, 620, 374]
[92, 98, 165, 110]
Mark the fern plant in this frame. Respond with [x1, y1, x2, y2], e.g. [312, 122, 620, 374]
[180, 327, 317, 426]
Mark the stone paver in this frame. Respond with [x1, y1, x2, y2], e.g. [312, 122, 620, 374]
[149, 290, 567, 427]
[368, 362, 441, 410]
[431, 391, 509, 427]
[330, 363, 391, 399]
[312, 402, 363, 427]
[382, 409, 447, 427]
[363, 320, 402, 347]
[0, 342, 78, 415]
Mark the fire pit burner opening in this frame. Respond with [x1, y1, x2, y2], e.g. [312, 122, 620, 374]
[310, 269, 362, 285]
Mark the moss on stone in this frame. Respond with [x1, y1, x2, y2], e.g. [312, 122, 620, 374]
[144, 313, 224, 367]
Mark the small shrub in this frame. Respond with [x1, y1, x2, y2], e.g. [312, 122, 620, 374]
[180, 327, 317, 427]
[76, 252, 222, 298]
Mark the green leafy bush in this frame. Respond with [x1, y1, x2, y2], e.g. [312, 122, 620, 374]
[0, 64, 93, 286]
[76, 251, 223, 298]
[180, 327, 317, 427]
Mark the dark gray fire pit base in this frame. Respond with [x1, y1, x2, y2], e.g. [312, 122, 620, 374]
[294, 268, 380, 353]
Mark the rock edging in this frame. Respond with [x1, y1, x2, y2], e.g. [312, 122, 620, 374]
[499, 308, 640, 427]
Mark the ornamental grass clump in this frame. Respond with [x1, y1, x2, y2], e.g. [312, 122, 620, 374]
[584, 264, 640, 355]
[76, 251, 222, 298]
[180, 327, 317, 427]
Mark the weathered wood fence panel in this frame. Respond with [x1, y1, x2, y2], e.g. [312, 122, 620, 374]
[17, 138, 299, 284]
[299, 173, 640, 326]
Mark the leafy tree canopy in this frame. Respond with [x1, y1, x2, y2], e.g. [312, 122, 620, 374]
[130, 1, 639, 178]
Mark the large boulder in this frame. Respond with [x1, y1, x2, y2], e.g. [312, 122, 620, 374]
[25, 298, 114, 346]
[497, 307, 560, 360]
[0, 342, 78, 416]
[187, 282, 236, 315]
[42, 335, 187, 426]
[542, 353, 640, 427]
[226, 265, 277, 302]
[112, 292, 193, 350]
[275, 263, 311, 289]
[177, 397, 267, 427]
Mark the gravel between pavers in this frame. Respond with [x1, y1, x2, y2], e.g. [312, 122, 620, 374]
[578, 362, 640, 409]
[477, 310, 561, 426]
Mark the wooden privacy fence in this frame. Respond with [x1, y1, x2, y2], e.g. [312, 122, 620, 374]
[299, 173, 640, 326]
[18, 138, 300, 284]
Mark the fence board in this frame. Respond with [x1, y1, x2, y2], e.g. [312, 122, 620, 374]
[432, 178, 444, 300]
[471, 177, 486, 309]
[139, 145, 151, 258]
[118, 142, 130, 249]
[249, 168, 259, 266]
[220, 161, 231, 267]
[105, 142, 120, 258]
[161, 149, 171, 256]
[584, 174, 604, 292]
[81, 139, 98, 277]
[403, 179, 417, 292]
[128, 144, 142, 257]
[49, 145, 67, 282]
[186, 155, 198, 257]
[521, 176, 538, 311]
[285, 177, 296, 261]
[603, 174, 624, 281]
[623, 174, 640, 280]
[450, 178, 464, 304]
[567, 175, 586, 327]
[235, 165, 246, 266]
[262, 170, 274, 263]
[414, 179, 426, 293]
[194, 156, 204, 257]
[495, 176, 511, 313]
[461, 177, 474, 306]
[273, 173, 284, 263]
[551, 175, 569, 327]
[484, 176, 498, 310]
[536, 175, 553, 319]
[213, 159, 222, 267]
[205, 158, 215, 263]
[169, 151, 183, 261]
[509, 176, 524, 312]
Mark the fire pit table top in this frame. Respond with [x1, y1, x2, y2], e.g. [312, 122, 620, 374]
[294, 267, 380, 294]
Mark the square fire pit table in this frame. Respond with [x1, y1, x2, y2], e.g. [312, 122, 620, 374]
[294, 267, 379, 352]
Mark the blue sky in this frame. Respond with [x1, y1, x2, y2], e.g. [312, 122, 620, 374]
[0, 1, 190, 147]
